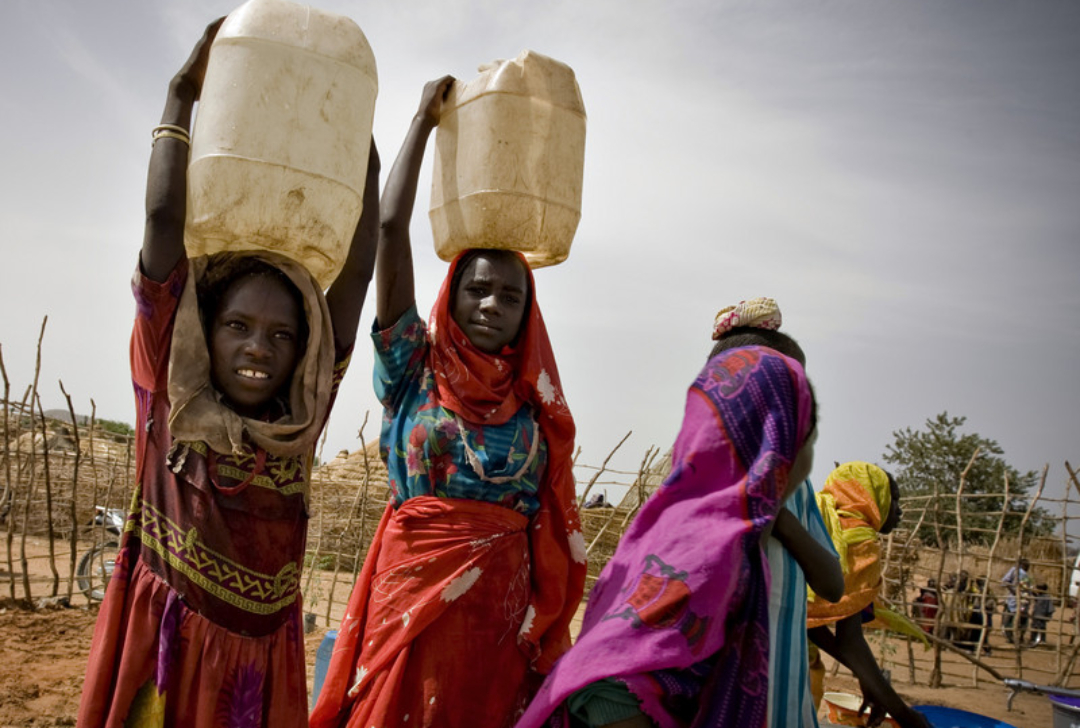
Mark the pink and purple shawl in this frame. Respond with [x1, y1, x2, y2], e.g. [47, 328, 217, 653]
[515, 345, 814, 728]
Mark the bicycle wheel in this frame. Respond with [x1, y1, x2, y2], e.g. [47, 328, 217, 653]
[76, 541, 120, 601]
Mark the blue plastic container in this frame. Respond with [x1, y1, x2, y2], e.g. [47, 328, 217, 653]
[913, 705, 1019, 728]
[311, 629, 339, 708]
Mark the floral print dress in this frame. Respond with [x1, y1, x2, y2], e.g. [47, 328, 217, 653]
[374, 304, 548, 513]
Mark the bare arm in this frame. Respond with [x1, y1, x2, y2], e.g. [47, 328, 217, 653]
[809, 618, 931, 728]
[324, 139, 380, 351]
[375, 76, 454, 328]
[772, 509, 844, 603]
[140, 18, 223, 282]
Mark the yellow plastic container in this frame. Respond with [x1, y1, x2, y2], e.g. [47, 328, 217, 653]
[429, 50, 586, 268]
[186, 0, 378, 289]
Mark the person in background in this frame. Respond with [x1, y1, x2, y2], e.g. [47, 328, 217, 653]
[78, 18, 380, 728]
[911, 579, 939, 635]
[515, 297, 821, 728]
[1002, 557, 1032, 644]
[806, 462, 931, 728]
[309, 76, 585, 728]
[941, 569, 978, 649]
[1029, 582, 1055, 647]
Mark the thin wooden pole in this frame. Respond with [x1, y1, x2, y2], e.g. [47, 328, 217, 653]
[973, 473, 1006, 677]
[325, 411, 370, 627]
[60, 381, 81, 603]
[18, 317, 48, 602]
[955, 448, 978, 685]
[1, 344, 15, 601]
[586, 446, 656, 556]
[350, 417, 375, 584]
[86, 401, 101, 603]
[35, 394, 59, 597]
[879, 520, 900, 679]
[920, 628, 1006, 682]
[899, 492, 931, 685]
[8, 394, 31, 600]
[577, 430, 631, 508]
[1056, 470, 1069, 678]
[302, 425, 332, 610]
[929, 472, 948, 688]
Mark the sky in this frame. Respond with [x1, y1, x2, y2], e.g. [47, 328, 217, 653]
[1, 0, 1078, 507]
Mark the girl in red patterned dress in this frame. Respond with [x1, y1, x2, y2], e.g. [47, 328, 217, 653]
[78, 19, 380, 728]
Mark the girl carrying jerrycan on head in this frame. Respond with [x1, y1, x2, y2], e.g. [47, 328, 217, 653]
[310, 75, 586, 728]
[78, 15, 380, 728]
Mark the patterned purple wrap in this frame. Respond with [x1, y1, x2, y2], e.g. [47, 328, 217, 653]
[515, 346, 814, 728]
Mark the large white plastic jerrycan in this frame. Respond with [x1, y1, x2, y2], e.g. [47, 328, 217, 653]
[429, 50, 586, 268]
[186, 0, 378, 289]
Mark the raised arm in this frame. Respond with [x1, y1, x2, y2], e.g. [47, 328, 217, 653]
[140, 18, 223, 283]
[375, 76, 454, 328]
[772, 509, 844, 603]
[325, 139, 381, 351]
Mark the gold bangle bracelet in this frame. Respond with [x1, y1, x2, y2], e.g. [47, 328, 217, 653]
[152, 123, 191, 139]
[152, 130, 192, 146]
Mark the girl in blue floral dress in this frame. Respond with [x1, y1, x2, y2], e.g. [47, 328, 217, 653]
[311, 77, 586, 728]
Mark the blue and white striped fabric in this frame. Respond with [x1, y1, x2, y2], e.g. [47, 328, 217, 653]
[766, 480, 839, 728]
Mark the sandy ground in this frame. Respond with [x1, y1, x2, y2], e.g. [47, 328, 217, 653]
[0, 536, 1059, 728]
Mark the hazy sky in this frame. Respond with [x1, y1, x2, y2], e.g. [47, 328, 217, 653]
[2, 0, 1078, 506]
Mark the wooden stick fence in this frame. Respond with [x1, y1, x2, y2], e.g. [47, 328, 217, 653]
[3, 333, 1080, 693]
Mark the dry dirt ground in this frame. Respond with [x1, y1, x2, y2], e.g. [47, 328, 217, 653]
[0, 538, 1060, 728]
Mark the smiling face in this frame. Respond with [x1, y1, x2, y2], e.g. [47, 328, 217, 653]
[451, 252, 529, 354]
[209, 274, 302, 418]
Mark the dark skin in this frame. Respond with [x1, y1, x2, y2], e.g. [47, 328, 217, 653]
[209, 274, 301, 418]
[808, 478, 929, 728]
[377, 76, 445, 327]
[143, 18, 380, 418]
[772, 507, 845, 605]
[377, 75, 532, 350]
[451, 254, 528, 353]
[767, 427, 845, 602]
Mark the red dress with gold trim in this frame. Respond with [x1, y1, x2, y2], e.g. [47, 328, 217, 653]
[78, 260, 349, 728]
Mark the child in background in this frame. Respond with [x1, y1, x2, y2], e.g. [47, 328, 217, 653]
[1030, 582, 1055, 647]
[912, 580, 939, 635]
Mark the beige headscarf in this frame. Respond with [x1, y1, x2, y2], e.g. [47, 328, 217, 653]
[712, 297, 783, 340]
[166, 252, 335, 458]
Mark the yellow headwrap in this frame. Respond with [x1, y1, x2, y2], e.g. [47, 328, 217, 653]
[808, 461, 927, 645]
[816, 461, 892, 572]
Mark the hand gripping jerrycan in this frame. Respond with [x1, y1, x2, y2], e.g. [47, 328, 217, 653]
[186, 0, 378, 289]
[429, 50, 586, 269]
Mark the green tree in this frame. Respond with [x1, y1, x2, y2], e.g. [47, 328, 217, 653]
[882, 412, 1052, 545]
[97, 418, 135, 438]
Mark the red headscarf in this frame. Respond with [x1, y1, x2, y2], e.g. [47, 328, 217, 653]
[428, 250, 584, 671]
